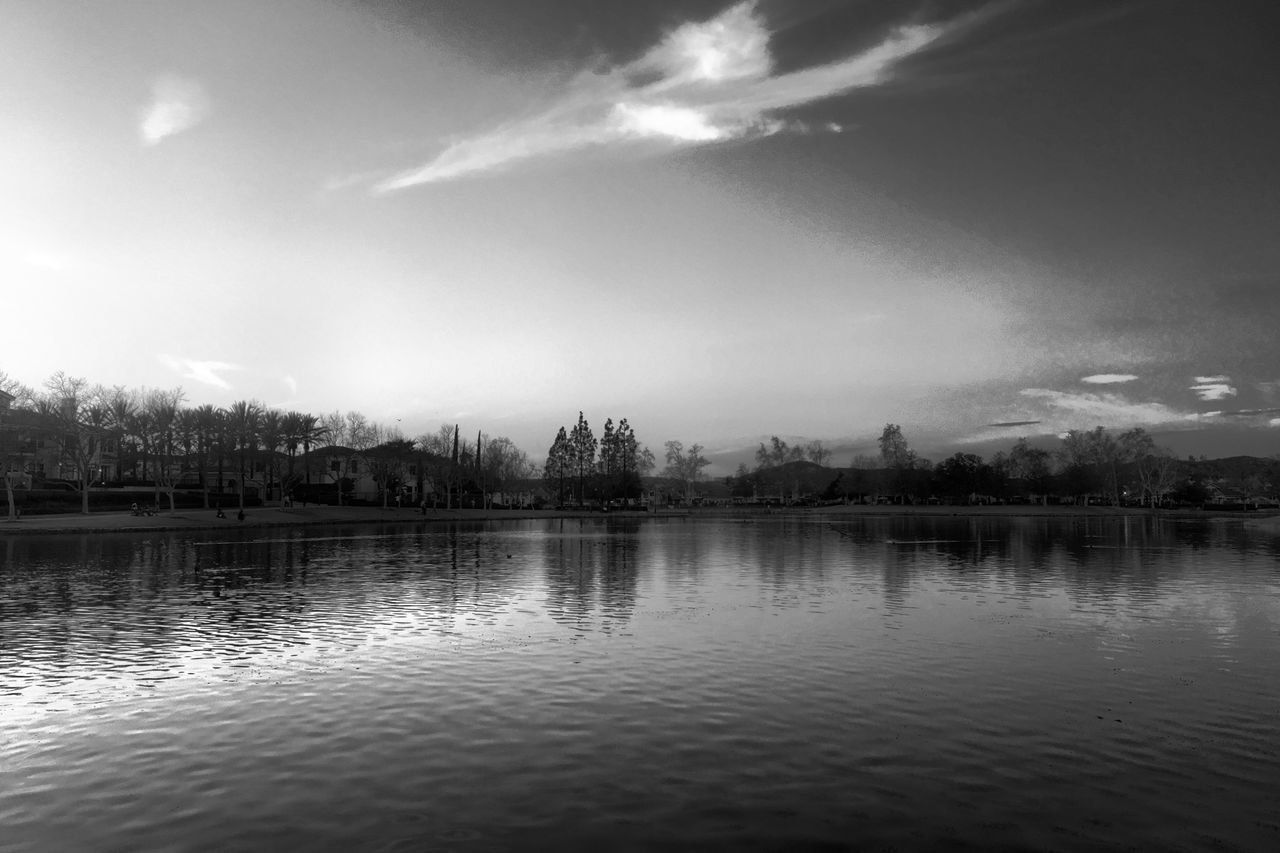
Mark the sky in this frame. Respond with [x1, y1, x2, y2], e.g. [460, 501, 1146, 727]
[3, 0, 1278, 469]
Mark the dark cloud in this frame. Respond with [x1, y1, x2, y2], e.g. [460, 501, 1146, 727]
[358, 0, 729, 71]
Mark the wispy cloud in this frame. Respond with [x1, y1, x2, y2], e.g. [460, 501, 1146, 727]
[1019, 388, 1194, 428]
[1081, 373, 1138, 384]
[283, 375, 298, 396]
[1190, 376, 1236, 401]
[374, 2, 949, 190]
[159, 354, 239, 390]
[140, 74, 210, 146]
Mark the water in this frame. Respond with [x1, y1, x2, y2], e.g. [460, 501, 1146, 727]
[2, 515, 1278, 851]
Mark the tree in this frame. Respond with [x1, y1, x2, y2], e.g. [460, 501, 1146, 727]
[664, 440, 710, 502]
[258, 408, 286, 504]
[42, 372, 111, 514]
[481, 435, 533, 507]
[366, 437, 415, 508]
[755, 436, 791, 500]
[805, 440, 831, 467]
[1057, 429, 1099, 502]
[226, 400, 263, 510]
[568, 412, 596, 505]
[1, 373, 36, 519]
[1007, 438, 1053, 503]
[878, 424, 914, 468]
[295, 412, 327, 486]
[455, 422, 465, 507]
[146, 387, 187, 514]
[416, 424, 457, 508]
[104, 386, 139, 483]
[878, 424, 918, 502]
[1120, 429, 1179, 507]
[599, 419, 617, 499]
[597, 417, 644, 502]
[545, 426, 572, 506]
[637, 445, 656, 477]
[188, 403, 219, 508]
[934, 452, 984, 503]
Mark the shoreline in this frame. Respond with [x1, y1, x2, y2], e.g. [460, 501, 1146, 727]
[3, 503, 1279, 537]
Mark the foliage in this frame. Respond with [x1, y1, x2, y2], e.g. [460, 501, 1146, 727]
[663, 440, 710, 501]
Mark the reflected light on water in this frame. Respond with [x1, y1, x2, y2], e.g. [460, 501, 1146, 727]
[2, 515, 1278, 850]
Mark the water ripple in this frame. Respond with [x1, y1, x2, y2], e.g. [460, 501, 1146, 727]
[2, 517, 1278, 850]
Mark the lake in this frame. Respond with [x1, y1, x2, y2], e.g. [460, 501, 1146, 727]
[2, 515, 1278, 851]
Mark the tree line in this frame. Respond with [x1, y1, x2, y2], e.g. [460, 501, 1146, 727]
[0, 371, 534, 518]
[544, 413, 656, 506]
[728, 424, 1250, 508]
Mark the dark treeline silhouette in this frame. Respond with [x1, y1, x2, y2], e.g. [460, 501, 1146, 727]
[5, 370, 1276, 518]
[0, 371, 534, 517]
[726, 425, 1278, 509]
[544, 413, 655, 507]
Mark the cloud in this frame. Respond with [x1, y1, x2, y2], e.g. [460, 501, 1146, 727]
[140, 74, 210, 146]
[1081, 373, 1138, 384]
[283, 375, 298, 396]
[1018, 388, 1194, 429]
[159, 354, 239, 390]
[986, 420, 1042, 428]
[374, 2, 947, 190]
[1216, 407, 1280, 418]
[1190, 377, 1236, 401]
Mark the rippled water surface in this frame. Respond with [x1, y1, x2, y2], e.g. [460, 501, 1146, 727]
[3, 515, 1279, 851]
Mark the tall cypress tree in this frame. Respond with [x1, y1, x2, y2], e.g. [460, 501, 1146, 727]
[450, 424, 459, 509]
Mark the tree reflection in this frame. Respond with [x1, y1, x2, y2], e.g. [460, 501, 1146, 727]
[542, 518, 639, 633]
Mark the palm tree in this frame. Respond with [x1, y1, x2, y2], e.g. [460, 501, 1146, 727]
[296, 412, 327, 486]
[259, 408, 285, 504]
[226, 399, 262, 511]
[213, 407, 232, 510]
[191, 403, 219, 508]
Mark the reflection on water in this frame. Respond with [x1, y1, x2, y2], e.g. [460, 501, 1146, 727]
[2, 515, 1279, 851]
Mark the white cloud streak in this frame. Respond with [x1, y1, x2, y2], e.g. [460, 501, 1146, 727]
[1019, 388, 1195, 428]
[1190, 377, 1236, 401]
[140, 74, 210, 146]
[374, 2, 945, 190]
[1081, 373, 1138, 384]
[159, 354, 239, 390]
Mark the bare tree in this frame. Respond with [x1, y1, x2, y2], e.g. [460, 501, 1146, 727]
[146, 387, 187, 514]
[0, 373, 36, 519]
[42, 372, 110, 514]
[805, 440, 831, 467]
[664, 440, 710, 503]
